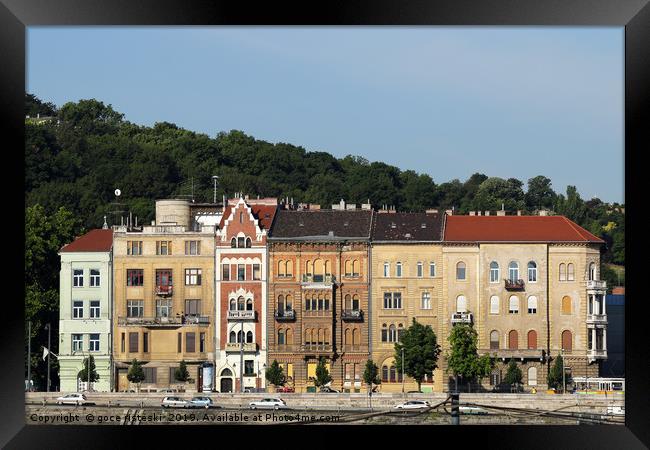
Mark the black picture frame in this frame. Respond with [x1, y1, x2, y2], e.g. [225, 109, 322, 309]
[2, 0, 647, 447]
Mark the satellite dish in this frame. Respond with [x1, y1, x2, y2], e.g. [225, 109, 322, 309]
[115, 189, 121, 197]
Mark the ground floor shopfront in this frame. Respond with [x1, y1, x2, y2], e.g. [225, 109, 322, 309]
[59, 355, 112, 392]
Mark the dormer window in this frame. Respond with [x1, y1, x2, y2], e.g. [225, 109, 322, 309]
[421, 223, 426, 228]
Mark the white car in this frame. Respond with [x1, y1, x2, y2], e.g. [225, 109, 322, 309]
[56, 393, 88, 406]
[161, 396, 188, 408]
[393, 400, 431, 410]
[249, 398, 287, 410]
[459, 406, 489, 415]
[606, 406, 625, 416]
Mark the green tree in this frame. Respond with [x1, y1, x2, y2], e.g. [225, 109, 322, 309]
[314, 357, 332, 388]
[127, 359, 145, 391]
[547, 354, 571, 391]
[77, 356, 100, 385]
[503, 358, 523, 391]
[473, 177, 525, 212]
[265, 360, 286, 387]
[446, 324, 494, 392]
[25, 92, 57, 117]
[525, 175, 557, 211]
[362, 359, 381, 390]
[175, 360, 190, 382]
[394, 319, 442, 391]
[554, 186, 587, 224]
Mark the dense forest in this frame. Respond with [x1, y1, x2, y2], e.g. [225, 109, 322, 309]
[24, 93, 625, 389]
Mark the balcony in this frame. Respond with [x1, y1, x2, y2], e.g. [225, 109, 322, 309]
[225, 342, 258, 353]
[301, 274, 335, 289]
[183, 315, 210, 325]
[274, 310, 296, 321]
[504, 279, 525, 291]
[227, 310, 257, 321]
[588, 349, 607, 360]
[587, 280, 607, 291]
[487, 349, 545, 361]
[451, 312, 473, 324]
[342, 309, 364, 321]
[587, 314, 608, 325]
[155, 285, 173, 296]
[117, 315, 209, 327]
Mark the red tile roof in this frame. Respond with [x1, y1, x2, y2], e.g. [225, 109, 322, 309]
[443, 215, 604, 243]
[59, 229, 113, 253]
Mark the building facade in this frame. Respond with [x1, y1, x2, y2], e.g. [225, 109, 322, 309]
[58, 228, 114, 392]
[370, 210, 445, 392]
[267, 201, 373, 393]
[214, 196, 277, 393]
[112, 199, 217, 391]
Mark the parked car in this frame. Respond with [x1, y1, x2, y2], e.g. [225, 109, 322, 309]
[187, 396, 214, 409]
[276, 386, 295, 393]
[606, 406, 625, 416]
[55, 393, 88, 406]
[459, 406, 489, 415]
[393, 400, 431, 410]
[249, 398, 287, 410]
[161, 396, 187, 408]
[319, 386, 339, 393]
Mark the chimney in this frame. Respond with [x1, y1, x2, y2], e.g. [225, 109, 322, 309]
[485, 211, 490, 216]
[496, 210, 506, 216]
[445, 209, 453, 216]
[477, 211, 482, 216]
[538, 210, 548, 216]
[469, 211, 475, 216]
[517, 210, 522, 216]
[340, 199, 346, 210]
[151, 220, 156, 226]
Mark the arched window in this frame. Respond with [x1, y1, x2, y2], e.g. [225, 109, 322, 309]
[285, 295, 293, 311]
[589, 262, 596, 281]
[221, 368, 233, 377]
[490, 295, 500, 314]
[352, 294, 360, 310]
[344, 260, 352, 276]
[277, 295, 284, 312]
[317, 329, 324, 345]
[490, 330, 499, 350]
[229, 298, 236, 311]
[352, 260, 360, 276]
[561, 296, 572, 315]
[396, 262, 402, 277]
[229, 331, 236, 343]
[456, 261, 466, 280]
[306, 261, 313, 276]
[559, 263, 566, 281]
[417, 262, 423, 277]
[567, 263, 575, 281]
[237, 296, 245, 311]
[246, 331, 253, 343]
[324, 260, 331, 276]
[562, 330, 572, 351]
[509, 295, 519, 314]
[389, 325, 397, 342]
[527, 296, 538, 314]
[324, 329, 330, 345]
[383, 262, 390, 277]
[508, 261, 519, 282]
[528, 261, 537, 282]
[237, 236, 245, 248]
[278, 260, 285, 277]
[245, 237, 252, 248]
[456, 295, 467, 313]
[353, 328, 360, 346]
[230, 238, 236, 248]
[278, 329, 285, 345]
[527, 330, 537, 349]
[313, 259, 324, 276]
[508, 330, 518, 349]
[237, 330, 243, 343]
[381, 324, 388, 342]
[286, 328, 293, 345]
[490, 261, 500, 283]
[528, 367, 538, 386]
[382, 365, 389, 382]
[344, 294, 352, 310]
[389, 365, 396, 382]
[304, 329, 311, 345]
[344, 328, 351, 346]
[286, 260, 293, 276]
[246, 299, 253, 311]
[397, 323, 404, 342]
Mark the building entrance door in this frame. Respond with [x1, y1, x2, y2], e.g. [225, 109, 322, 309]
[118, 370, 128, 392]
[220, 378, 233, 393]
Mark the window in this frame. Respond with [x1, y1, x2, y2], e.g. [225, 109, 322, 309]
[156, 299, 172, 318]
[589, 262, 596, 281]
[143, 367, 157, 384]
[382, 365, 389, 382]
[246, 331, 253, 343]
[352, 294, 360, 310]
[253, 264, 261, 280]
[567, 263, 575, 281]
[127, 269, 143, 286]
[490, 295, 500, 314]
[559, 263, 566, 281]
[246, 299, 253, 311]
[230, 238, 236, 248]
[237, 237, 245, 248]
[490, 369, 501, 386]
[244, 360, 254, 376]
[129, 332, 138, 353]
[429, 262, 436, 277]
[421, 292, 431, 310]
[73, 269, 84, 287]
[127, 241, 143, 255]
[90, 269, 100, 287]
[237, 264, 245, 281]
[237, 296, 245, 311]
[527, 261, 537, 282]
[186, 333, 196, 352]
[345, 260, 352, 277]
[562, 330, 572, 351]
[222, 264, 230, 281]
[381, 324, 388, 342]
[278, 329, 285, 345]
[561, 296, 572, 315]
[388, 325, 397, 342]
[490, 331, 499, 350]
[383, 263, 389, 277]
[89, 300, 100, 318]
[527, 330, 537, 349]
[352, 260, 360, 277]
[73, 301, 83, 318]
[127, 300, 143, 318]
[178, 333, 182, 353]
[396, 262, 402, 278]
[527, 296, 538, 314]
[383, 292, 402, 309]
[417, 262, 423, 277]
[121, 333, 125, 352]
[508, 330, 518, 349]
[286, 260, 293, 277]
[185, 240, 201, 255]
[72, 334, 83, 352]
[509, 296, 519, 314]
[489, 262, 499, 283]
[246, 237, 252, 248]
[456, 295, 467, 313]
[156, 241, 172, 255]
[143, 332, 149, 353]
[185, 299, 200, 316]
[456, 262, 466, 280]
[528, 367, 538, 386]
[156, 269, 173, 286]
[200, 332, 205, 352]
[185, 268, 202, 285]
[508, 261, 519, 281]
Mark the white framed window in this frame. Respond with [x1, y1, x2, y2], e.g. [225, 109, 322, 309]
[185, 268, 202, 285]
[490, 295, 500, 314]
[509, 295, 519, 314]
[89, 269, 100, 287]
[127, 300, 143, 317]
[490, 261, 499, 283]
[396, 262, 402, 278]
[156, 299, 172, 318]
[185, 240, 201, 255]
[417, 262, 423, 277]
[72, 334, 83, 352]
[429, 262, 436, 277]
[527, 261, 537, 283]
[589, 262, 596, 281]
[527, 296, 538, 314]
[528, 367, 538, 386]
[567, 263, 575, 281]
[456, 262, 466, 280]
[456, 295, 467, 313]
[72, 301, 83, 319]
[508, 261, 519, 281]
[89, 300, 100, 318]
[73, 269, 84, 287]
[383, 262, 390, 278]
[559, 263, 567, 281]
[89, 334, 100, 352]
[421, 292, 431, 310]
[383, 292, 402, 309]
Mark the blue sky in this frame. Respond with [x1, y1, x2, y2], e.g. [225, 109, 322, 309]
[27, 27, 624, 203]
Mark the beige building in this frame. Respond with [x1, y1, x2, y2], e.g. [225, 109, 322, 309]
[112, 199, 219, 391]
[370, 210, 445, 393]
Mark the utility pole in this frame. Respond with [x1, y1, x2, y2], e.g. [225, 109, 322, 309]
[27, 320, 31, 391]
[45, 323, 51, 392]
[212, 175, 219, 204]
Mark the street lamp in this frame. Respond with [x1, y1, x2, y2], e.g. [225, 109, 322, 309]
[401, 347, 405, 395]
[561, 348, 566, 394]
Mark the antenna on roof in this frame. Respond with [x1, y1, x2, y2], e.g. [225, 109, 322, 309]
[102, 216, 108, 230]
[108, 188, 126, 228]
